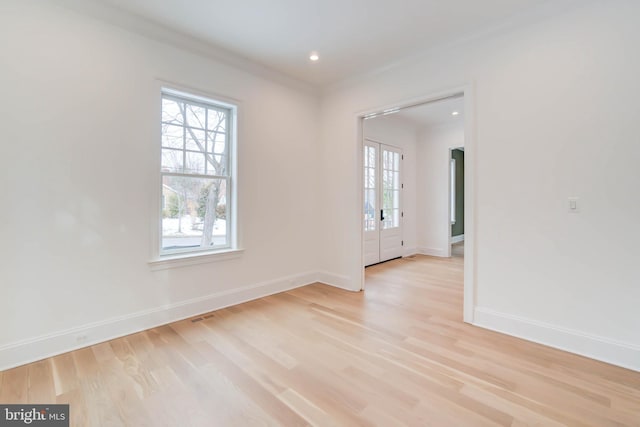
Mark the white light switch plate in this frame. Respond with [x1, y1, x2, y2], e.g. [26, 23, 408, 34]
[568, 197, 579, 213]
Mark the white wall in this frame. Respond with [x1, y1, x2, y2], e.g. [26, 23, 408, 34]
[3, 0, 639, 373]
[319, 0, 640, 370]
[363, 116, 417, 256]
[0, 1, 321, 369]
[416, 124, 464, 257]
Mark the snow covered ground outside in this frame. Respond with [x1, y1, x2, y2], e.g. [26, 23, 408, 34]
[162, 216, 226, 237]
[162, 216, 227, 248]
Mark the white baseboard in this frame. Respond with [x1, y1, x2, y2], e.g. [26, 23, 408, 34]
[417, 247, 448, 257]
[451, 234, 465, 244]
[403, 247, 418, 257]
[474, 307, 640, 372]
[317, 271, 356, 291]
[0, 271, 319, 371]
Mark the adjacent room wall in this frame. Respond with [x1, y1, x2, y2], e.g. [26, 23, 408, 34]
[415, 124, 465, 257]
[363, 116, 417, 256]
[451, 148, 465, 238]
[320, 0, 640, 370]
[0, 1, 321, 369]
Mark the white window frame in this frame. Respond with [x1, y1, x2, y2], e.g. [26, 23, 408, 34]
[149, 85, 242, 269]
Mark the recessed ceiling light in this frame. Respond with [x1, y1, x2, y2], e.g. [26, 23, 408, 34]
[309, 52, 319, 62]
[452, 111, 460, 116]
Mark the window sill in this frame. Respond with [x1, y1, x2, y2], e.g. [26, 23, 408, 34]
[149, 248, 244, 271]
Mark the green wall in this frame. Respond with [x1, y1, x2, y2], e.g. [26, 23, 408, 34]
[452, 149, 465, 237]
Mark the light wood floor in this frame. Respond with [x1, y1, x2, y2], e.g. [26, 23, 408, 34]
[1, 255, 639, 426]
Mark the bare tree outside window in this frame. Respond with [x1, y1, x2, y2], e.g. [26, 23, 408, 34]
[160, 91, 234, 254]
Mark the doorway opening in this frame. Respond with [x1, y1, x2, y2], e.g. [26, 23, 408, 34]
[450, 147, 465, 258]
[363, 139, 403, 266]
[358, 88, 474, 322]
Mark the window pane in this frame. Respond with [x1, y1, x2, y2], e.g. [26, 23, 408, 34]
[185, 104, 206, 129]
[162, 133, 182, 150]
[185, 128, 206, 152]
[162, 176, 228, 251]
[207, 109, 227, 132]
[161, 148, 183, 173]
[162, 98, 183, 125]
[208, 131, 227, 154]
[185, 151, 205, 175]
[162, 124, 183, 149]
[161, 97, 231, 178]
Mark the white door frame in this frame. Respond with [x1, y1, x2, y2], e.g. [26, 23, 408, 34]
[355, 84, 476, 324]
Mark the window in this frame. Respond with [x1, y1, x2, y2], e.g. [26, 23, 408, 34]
[159, 88, 236, 256]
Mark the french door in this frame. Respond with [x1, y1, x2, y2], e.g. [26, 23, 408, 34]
[363, 140, 403, 266]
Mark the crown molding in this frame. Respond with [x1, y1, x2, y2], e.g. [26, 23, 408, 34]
[324, 0, 590, 95]
[55, 0, 319, 95]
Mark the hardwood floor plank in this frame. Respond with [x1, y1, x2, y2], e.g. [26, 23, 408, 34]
[73, 347, 99, 380]
[27, 360, 55, 403]
[194, 340, 309, 427]
[57, 388, 91, 427]
[2, 254, 639, 426]
[91, 341, 117, 364]
[0, 365, 28, 403]
[277, 388, 338, 427]
[51, 352, 82, 398]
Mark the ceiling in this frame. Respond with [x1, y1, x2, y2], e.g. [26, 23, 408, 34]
[370, 96, 464, 130]
[396, 96, 464, 129]
[95, 0, 558, 87]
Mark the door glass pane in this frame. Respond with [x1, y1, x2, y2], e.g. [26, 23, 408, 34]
[364, 189, 376, 231]
[366, 168, 373, 188]
[382, 148, 400, 230]
[364, 145, 377, 231]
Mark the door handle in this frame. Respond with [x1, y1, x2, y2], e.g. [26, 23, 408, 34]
[380, 209, 384, 221]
